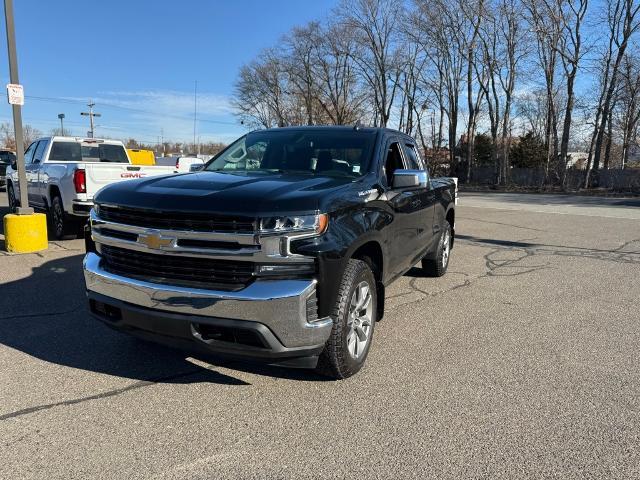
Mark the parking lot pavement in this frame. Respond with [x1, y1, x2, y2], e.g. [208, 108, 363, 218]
[1, 191, 639, 479]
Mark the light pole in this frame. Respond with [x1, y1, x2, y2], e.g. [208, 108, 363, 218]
[81, 100, 101, 138]
[57, 113, 65, 136]
[3, 0, 31, 214]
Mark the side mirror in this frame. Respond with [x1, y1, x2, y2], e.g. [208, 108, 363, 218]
[11, 161, 17, 170]
[392, 169, 428, 189]
[189, 164, 204, 172]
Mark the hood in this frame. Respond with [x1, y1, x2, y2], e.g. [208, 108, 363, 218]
[95, 171, 363, 216]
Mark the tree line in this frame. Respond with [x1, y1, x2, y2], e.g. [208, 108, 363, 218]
[233, 0, 640, 187]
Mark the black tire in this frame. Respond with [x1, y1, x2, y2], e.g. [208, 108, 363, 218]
[422, 221, 452, 277]
[49, 195, 77, 240]
[316, 258, 377, 379]
[7, 182, 18, 213]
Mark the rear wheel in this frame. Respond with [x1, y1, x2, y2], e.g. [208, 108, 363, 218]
[49, 195, 77, 240]
[7, 183, 18, 213]
[422, 221, 452, 277]
[316, 258, 377, 379]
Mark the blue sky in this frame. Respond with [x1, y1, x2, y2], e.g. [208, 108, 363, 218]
[0, 0, 337, 144]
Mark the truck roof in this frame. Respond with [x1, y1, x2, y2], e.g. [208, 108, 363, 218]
[256, 125, 413, 138]
[36, 136, 125, 145]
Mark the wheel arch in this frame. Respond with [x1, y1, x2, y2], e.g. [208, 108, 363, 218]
[349, 240, 385, 321]
[47, 184, 62, 210]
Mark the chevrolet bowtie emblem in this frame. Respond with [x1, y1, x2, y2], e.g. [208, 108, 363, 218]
[137, 231, 174, 250]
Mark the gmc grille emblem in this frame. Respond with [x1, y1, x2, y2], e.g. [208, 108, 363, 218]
[137, 231, 174, 250]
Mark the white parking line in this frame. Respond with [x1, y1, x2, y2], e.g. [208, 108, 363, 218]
[460, 203, 640, 220]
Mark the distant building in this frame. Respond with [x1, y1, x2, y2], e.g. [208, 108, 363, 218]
[566, 151, 588, 169]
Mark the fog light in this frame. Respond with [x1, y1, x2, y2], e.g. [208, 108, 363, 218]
[255, 263, 315, 277]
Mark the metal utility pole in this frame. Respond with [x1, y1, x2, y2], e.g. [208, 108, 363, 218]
[3, 0, 31, 214]
[81, 100, 101, 138]
[57, 113, 65, 135]
[193, 80, 197, 152]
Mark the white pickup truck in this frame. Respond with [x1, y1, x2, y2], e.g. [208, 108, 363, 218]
[6, 136, 174, 239]
[155, 155, 205, 173]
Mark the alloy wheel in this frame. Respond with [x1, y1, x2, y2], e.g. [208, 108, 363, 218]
[346, 281, 373, 359]
[441, 228, 450, 268]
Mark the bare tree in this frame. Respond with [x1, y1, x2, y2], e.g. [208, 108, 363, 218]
[283, 22, 324, 125]
[314, 22, 369, 125]
[337, 0, 403, 127]
[228, 0, 637, 190]
[233, 49, 293, 128]
[617, 53, 640, 167]
[525, 0, 563, 181]
[516, 90, 548, 139]
[413, 0, 466, 171]
[552, 0, 589, 187]
[0, 122, 42, 151]
[586, 0, 640, 185]
[460, 0, 487, 181]
[395, 36, 431, 136]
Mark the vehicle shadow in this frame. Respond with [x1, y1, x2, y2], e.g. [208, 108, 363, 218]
[402, 266, 424, 278]
[0, 253, 330, 385]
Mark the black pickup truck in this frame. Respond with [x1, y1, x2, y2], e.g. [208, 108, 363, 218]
[83, 126, 456, 378]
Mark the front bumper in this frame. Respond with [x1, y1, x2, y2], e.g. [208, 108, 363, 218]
[83, 253, 333, 362]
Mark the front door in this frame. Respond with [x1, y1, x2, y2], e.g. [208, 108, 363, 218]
[20, 141, 38, 206]
[381, 138, 430, 276]
[402, 142, 437, 257]
[29, 140, 48, 207]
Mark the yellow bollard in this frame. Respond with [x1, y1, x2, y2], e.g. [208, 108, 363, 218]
[3, 213, 48, 253]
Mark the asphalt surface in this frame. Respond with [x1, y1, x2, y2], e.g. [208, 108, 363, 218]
[1, 191, 639, 479]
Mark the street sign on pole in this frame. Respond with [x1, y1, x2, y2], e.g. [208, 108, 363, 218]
[3, 0, 32, 215]
[6, 83, 23, 105]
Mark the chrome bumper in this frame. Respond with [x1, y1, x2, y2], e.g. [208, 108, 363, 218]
[83, 252, 332, 348]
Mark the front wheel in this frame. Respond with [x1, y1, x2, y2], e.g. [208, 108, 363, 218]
[422, 221, 452, 277]
[316, 258, 377, 379]
[7, 183, 18, 213]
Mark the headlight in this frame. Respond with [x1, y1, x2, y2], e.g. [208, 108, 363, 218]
[259, 213, 328, 235]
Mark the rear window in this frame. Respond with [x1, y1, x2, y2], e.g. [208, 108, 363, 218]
[48, 142, 129, 163]
[0, 151, 15, 164]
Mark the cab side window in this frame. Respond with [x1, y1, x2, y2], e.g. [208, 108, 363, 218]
[403, 143, 423, 170]
[384, 142, 405, 186]
[33, 140, 47, 163]
[23, 141, 38, 164]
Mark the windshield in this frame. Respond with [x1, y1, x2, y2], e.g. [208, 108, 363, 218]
[48, 141, 129, 163]
[204, 130, 376, 178]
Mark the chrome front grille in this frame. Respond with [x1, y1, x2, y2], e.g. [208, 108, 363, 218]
[89, 207, 316, 290]
[90, 208, 260, 261]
